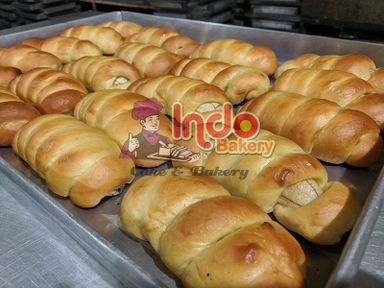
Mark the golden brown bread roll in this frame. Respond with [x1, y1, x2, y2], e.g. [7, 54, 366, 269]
[0, 66, 21, 87]
[62, 56, 141, 91]
[9, 68, 87, 114]
[0, 45, 62, 72]
[173, 129, 361, 244]
[74, 90, 173, 168]
[114, 42, 182, 77]
[191, 39, 278, 76]
[125, 27, 198, 57]
[368, 67, 384, 93]
[120, 168, 306, 287]
[22, 36, 102, 63]
[275, 53, 376, 79]
[273, 68, 384, 129]
[60, 25, 123, 55]
[0, 86, 40, 146]
[239, 91, 382, 167]
[171, 58, 270, 104]
[13, 114, 135, 208]
[127, 75, 230, 115]
[99, 21, 142, 39]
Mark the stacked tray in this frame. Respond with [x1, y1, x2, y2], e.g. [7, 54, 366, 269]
[247, 0, 301, 31]
[14, 0, 80, 22]
[150, 0, 234, 23]
[0, 0, 20, 29]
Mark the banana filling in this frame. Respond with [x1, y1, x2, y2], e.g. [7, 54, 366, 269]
[277, 179, 323, 208]
[113, 76, 129, 86]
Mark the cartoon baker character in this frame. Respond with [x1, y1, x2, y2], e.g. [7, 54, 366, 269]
[120, 98, 199, 163]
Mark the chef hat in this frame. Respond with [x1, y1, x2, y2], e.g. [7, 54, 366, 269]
[131, 98, 163, 120]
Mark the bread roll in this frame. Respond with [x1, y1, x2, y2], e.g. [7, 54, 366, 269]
[239, 91, 382, 167]
[114, 42, 182, 77]
[273, 68, 384, 129]
[60, 25, 123, 55]
[13, 114, 135, 208]
[62, 56, 141, 91]
[368, 67, 384, 93]
[125, 27, 198, 57]
[0, 66, 21, 87]
[0, 86, 40, 146]
[191, 39, 278, 76]
[275, 53, 376, 79]
[127, 75, 230, 115]
[9, 68, 87, 114]
[99, 21, 142, 39]
[22, 36, 102, 63]
[74, 90, 173, 168]
[173, 129, 361, 244]
[120, 168, 306, 287]
[0, 45, 62, 72]
[171, 58, 270, 104]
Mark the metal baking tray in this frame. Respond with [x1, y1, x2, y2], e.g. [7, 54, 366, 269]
[1, 11, 384, 288]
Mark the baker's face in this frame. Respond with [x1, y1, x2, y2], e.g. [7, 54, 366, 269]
[141, 115, 159, 133]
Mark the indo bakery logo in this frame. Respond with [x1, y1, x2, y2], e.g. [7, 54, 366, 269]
[120, 98, 200, 163]
[173, 102, 275, 157]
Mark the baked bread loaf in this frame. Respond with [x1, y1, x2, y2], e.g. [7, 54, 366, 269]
[127, 75, 230, 115]
[62, 56, 141, 91]
[0, 45, 62, 72]
[239, 91, 382, 167]
[74, 90, 173, 168]
[275, 53, 376, 79]
[22, 36, 102, 63]
[173, 130, 361, 244]
[120, 168, 306, 287]
[13, 114, 135, 208]
[125, 27, 198, 57]
[0, 86, 40, 146]
[191, 39, 278, 76]
[60, 25, 123, 55]
[273, 68, 384, 129]
[171, 58, 270, 104]
[368, 67, 384, 93]
[99, 21, 142, 39]
[9, 68, 87, 114]
[114, 42, 182, 77]
[0, 66, 21, 87]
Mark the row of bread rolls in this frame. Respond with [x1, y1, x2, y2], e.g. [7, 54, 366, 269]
[0, 19, 378, 287]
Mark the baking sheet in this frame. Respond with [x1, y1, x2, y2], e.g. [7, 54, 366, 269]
[0, 11, 384, 288]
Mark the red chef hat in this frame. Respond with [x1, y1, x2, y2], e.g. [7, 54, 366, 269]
[131, 98, 163, 120]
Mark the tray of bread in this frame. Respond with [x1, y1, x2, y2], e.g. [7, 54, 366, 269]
[1, 10, 384, 288]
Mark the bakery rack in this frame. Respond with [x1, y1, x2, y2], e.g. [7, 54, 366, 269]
[1, 11, 384, 287]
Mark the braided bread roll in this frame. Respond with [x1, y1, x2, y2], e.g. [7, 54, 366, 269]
[275, 53, 376, 79]
[9, 68, 87, 114]
[62, 56, 141, 91]
[60, 25, 123, 55]
[127, 75, 230, 115]
[368, 67, 384, 93]
[75, 90, 173, 168]
[191, 39, 278, 76]
[0, 86, 40, 146]
[0, 66, 21, 87]
[99, 21, 142, 39]
[173, 129, 361, 244]
[120, 168, 306, 287]
[239, 91, 382, 167]
[22, 36, 102, 64]
[0, 45, 62, 72]
[125, 27, 198, 57]
[171, 58, 270, 104]
[273, 68, 384, 129]
[114, 42, 182, 77]
[13, 114, 135, 208]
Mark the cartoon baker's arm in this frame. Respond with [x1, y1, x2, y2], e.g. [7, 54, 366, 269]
[120, 133, 140, 159]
